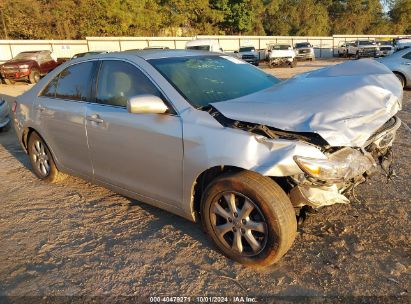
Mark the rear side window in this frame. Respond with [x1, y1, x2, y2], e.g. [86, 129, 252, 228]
[403, 52, 411, 60]
[54, 62, 95, 101]
[96, 60, 161, 107]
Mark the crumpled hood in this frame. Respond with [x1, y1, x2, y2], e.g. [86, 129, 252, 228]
[211, 59, 403, 147]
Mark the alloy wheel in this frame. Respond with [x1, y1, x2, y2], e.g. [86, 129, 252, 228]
[31, 140, 50, 176]
[210, 191, 268, 256]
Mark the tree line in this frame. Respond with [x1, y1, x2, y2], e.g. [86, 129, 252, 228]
[0, 0, 410, 40]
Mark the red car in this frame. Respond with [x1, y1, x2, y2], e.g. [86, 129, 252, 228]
[0, 50, 60, 85]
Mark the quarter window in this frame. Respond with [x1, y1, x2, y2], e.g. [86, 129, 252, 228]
[96, 60, 161, 107]
[41, 77, 58, 98]
[54, 62, 95, 101]
[402, 52, 411, 60]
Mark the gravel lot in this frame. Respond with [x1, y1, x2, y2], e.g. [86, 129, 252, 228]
[0, 59, 410, 302]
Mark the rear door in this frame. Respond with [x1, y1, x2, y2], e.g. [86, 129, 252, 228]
[85, 59, 183, 206]
[36, 61, 97, 177]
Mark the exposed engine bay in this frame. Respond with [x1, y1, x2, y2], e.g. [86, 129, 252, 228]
[206, 106, 402, 209]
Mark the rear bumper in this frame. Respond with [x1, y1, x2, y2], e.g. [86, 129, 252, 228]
[1, 71, 30, 80]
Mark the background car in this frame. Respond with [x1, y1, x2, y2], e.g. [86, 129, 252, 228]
[234, 46, 259, 65]
[337, 41, 355, 57]
[0, 50, 59, 84]
[393, 37, 411, 51]
[0, 98, 10, 131]
[294, 42, 315, 61]
[347, 40, 380, 59]
[266, 44, 297, 67]
[185, 39, 223, 52]
[377, 48, 411, 88]
[377, 40, 395, 57]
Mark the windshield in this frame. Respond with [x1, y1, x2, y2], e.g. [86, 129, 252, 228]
[270, 45, 290, 50]
[239, 47, 255, 52]
[359, 41, 376, 46]
[186, 45, 210, 51]
[13, 53, 39, 60]
[149, 55, 279, 108]
[295, 43, 311, 48]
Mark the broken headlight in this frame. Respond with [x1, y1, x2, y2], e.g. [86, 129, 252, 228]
[294, 148, 374, 182]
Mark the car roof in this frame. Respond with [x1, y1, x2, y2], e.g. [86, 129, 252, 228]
[20, 50, 50, 54]
[121, 49, 218, 60]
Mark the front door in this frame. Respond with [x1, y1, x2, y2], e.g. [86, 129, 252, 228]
[85, 60, 183, 206]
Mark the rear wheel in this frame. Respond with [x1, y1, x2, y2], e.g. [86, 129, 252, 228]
[394, 72, 405, 88]
[201, 171, 297, 267]
[290, 59, 297, 68]
[4, 78, 15, 85]
[29, 69, 40, 84]
[28, 132, 64, 182]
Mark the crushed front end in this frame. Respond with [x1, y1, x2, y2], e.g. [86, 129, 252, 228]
[289, 116, 401, 208]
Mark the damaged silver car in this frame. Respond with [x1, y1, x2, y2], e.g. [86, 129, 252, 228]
[12, 51, 402, 266]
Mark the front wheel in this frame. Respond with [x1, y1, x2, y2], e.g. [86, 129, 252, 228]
[201, 171, 297, 267]
[28, 132, 64, 182]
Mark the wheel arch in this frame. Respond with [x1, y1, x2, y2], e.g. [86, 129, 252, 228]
[21, 127, 36, 152]
[22, 127, 60, 170]
[393, 71, 406, 87]
[189, 166, 295, 222]
[190, 165, 245, 222]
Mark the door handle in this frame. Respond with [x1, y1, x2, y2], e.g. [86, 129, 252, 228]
[86, 114, 104, 124]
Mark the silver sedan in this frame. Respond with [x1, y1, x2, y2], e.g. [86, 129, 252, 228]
[377, 48, 411, 88]
[12, 51, 402, 266]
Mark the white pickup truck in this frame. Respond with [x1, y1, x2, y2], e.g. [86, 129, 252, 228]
[266, 44, 297, 68]
[347, 40, 380, 59]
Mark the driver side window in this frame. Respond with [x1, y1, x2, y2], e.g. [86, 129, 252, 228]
[96, 60, 161, 107]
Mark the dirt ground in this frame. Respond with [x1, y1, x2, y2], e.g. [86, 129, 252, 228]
[0, 59, 410, 303]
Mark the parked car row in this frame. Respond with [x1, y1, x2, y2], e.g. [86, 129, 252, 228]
[338, 38, 411, 59]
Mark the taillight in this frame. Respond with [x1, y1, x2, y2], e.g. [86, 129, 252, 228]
[12, 101, 17, 113]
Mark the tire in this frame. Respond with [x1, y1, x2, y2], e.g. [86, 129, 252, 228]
[0, 121, 10, 132]
[29, 69, 40, 84]
[394, 72, 405, 88]
[201, 171, 297, 267]
[290, 59, 297, 68]
[355, 52, 360, 60]
[28, 132, 64, 182]
[4, 78, 15, 85]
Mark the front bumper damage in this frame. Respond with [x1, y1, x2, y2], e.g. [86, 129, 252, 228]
[289, 116, 401, 208]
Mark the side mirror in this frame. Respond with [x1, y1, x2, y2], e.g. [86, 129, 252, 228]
[127, 94, 168, 114]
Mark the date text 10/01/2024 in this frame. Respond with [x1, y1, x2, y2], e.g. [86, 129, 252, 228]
[149, 296, 258, 303]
